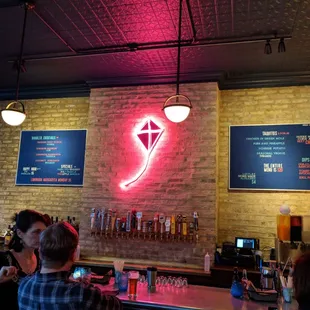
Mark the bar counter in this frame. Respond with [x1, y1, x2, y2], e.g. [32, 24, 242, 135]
[76, 259, 261, 288]
[97, 281, 298, 310]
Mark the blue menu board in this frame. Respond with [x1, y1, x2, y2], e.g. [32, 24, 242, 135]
[229, 124, 310, 191]
[16, 130, 87, 186]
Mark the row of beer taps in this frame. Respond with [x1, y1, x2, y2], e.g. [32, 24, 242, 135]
[90, 208, 199, 242]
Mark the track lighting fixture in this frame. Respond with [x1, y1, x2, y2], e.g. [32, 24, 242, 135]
[264, 40, 272, 55]
[278, 38, 286, 53]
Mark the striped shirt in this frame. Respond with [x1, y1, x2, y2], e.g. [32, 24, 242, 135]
[18, 271, 122, 310]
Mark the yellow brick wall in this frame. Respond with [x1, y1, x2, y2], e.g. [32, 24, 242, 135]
[218, 86, 310, 251]
[0, 98, 89, 232]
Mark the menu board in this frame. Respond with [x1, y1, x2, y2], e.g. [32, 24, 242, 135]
[229, 124, 310, 191]
[16, 130, 87, 186]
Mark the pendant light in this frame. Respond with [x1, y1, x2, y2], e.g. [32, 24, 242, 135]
[163, 0, 192, 123]
[1, 2, 33, 126]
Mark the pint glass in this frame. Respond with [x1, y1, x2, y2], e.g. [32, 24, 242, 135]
[128, 271, 139, 299]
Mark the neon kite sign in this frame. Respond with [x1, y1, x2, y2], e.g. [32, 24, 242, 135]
[120, 119, 164, 188]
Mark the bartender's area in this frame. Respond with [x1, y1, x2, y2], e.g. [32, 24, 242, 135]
[1, 0, 310, 309]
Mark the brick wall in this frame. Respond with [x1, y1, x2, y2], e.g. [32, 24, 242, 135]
[218, 86, 310, 250]
[80, 83, 218, 267]
[0, 98, 89, 232]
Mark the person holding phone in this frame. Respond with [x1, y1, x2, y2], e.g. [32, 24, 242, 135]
[0, 210, 50, 310]
[18, 221, 122, 309]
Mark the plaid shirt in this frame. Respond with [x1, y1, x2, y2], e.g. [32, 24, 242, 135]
[18, 271, 122, 310]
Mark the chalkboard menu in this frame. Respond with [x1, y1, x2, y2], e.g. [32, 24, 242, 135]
[229, 124, 310, 191]
[16, 130, 87, 186]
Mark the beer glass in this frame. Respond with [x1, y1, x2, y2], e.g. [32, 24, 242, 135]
[128, 271, 139, 299]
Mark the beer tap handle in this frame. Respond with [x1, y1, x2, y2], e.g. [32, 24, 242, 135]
[165, 217, 171, 241]
[111, 210, 116, 236]
[193, 212, 199, 242]
[100, 208, 105, 236]
[137, 212, 142, 239]
[171, 215, 176, 241]
[96, 210, 101, 236]
[193, 212, 199, 231]
[177, 214, 182, 241]
[159, 214, 165, 240]
[182, 216, 187, 241]
[90, 208, 96, 235]
[154, 213, 159, 240]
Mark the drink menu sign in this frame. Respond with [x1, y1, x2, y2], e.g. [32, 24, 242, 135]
[16, 130, 87, 186]
[229, 124, 310, 191]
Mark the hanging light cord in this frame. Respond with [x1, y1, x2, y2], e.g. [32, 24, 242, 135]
[176, 0, 183, 96]
[15, 3, 30, 102]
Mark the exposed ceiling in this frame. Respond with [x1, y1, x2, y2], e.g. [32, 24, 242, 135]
[1, 0, 310, 98]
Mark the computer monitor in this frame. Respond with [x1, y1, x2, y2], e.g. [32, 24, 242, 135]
[235, 237, 256, 250]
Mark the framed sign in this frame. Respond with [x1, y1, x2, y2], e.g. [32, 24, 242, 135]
[229, 124, 310, 191]
[16, 130, 87, 186]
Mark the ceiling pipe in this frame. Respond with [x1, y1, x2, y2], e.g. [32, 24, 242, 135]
[8, 34, 292, 62]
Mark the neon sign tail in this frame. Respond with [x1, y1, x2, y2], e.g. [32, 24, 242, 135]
[120, 153, 151, 188]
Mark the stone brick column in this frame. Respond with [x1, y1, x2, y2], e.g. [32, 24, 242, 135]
[80, 83, 219, 267]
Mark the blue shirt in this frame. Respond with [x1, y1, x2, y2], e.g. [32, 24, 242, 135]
[18, 271, 122, 310]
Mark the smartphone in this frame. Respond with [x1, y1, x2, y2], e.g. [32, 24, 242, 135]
[72, 267, 91, 279]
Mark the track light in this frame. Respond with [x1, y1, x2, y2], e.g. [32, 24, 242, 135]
[264, 40, 272, 55]
[278, 38, 286, 53]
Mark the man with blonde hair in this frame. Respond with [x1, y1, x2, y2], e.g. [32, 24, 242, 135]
[18, 222, 122, 310]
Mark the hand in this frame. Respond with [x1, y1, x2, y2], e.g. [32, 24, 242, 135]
[0, 266, 17, 283]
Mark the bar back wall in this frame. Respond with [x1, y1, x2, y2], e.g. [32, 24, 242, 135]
[0, 98, 89, 228]
[218, 86, 310, 250]
[80, 83, 218, 266]
[0, 84, 310, 267]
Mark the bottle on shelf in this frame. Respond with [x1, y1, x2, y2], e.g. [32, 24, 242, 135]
[204, 252, 210, 273]
[4, 225, 12, 246]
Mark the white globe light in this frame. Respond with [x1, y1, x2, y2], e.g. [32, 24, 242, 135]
[163, 105, 191, 123]
[1, 101, 26, 126]
[163, 94, 192, 123]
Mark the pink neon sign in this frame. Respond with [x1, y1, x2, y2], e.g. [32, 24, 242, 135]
[120, 119, 164, 188]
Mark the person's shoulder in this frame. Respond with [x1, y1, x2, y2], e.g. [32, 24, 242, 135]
[18, 272, 36, 290]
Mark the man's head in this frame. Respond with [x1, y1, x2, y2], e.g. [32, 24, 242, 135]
[39, 222, 78, 270]
[294, 251, 310, 308]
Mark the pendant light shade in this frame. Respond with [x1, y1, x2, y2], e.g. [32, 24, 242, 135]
[1, 2, 32, 126]
[1, 101, 26, 126]
[163, 0, 192, 123]
[163, 94, 192, 123]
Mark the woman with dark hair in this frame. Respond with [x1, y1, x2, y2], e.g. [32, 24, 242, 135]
[294, 251, 310, 310]
[0, 209, 49, 310]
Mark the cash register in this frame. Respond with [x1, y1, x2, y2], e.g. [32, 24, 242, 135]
[215, 237, 258, 267]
